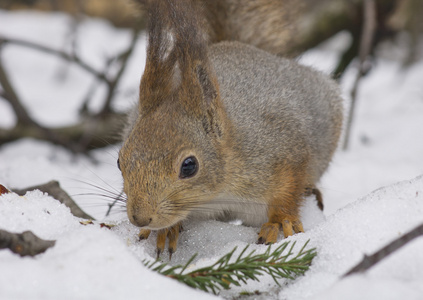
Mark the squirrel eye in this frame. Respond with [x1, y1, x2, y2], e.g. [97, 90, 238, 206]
[117, 158, 121, 171]
[180, 156, 198, 179]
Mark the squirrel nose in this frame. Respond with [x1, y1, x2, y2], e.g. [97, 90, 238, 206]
[132, 215, 152, 227]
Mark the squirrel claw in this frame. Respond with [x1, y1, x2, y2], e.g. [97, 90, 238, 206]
[168, 248, 174, 261]
[138, 229, 151, 241]
[151, 223, 183, 260]
[156, 229, 167, 259]
[282, 219, 304, 237]
[258, 219, 304, 244]
[258, 222, 281, 244]
[292, 220, 304, 233]
[156, 248, 162, 260]
[166, 223, 181, 260]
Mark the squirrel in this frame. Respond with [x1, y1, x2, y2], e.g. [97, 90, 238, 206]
[118, 0, 343, 258]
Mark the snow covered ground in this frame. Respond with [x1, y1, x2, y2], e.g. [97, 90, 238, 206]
[1, 10, 423, 300]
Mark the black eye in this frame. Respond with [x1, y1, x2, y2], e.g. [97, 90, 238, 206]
[179, 156, 198, 179]
[117, 158, 121, 171]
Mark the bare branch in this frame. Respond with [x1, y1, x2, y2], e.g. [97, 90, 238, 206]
[0, 112, 126, 153]
[0, 48, 36, 127]
[98, 28, 141, 115]
[343, 0, 377, 150]
[0, 50, 79, 150]
[12, 180, 94, 220]
[343, 223, 423, 277]
[0, 35, 128, 153]
[0, 35, 109, 83]
[0, 229, 55, 257]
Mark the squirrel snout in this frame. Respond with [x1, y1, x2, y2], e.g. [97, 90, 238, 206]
[129, 214, 152, 228]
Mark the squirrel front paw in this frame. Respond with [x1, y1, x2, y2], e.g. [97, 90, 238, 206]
[257, 219, 304, 245]
[138, 223, 183, 260]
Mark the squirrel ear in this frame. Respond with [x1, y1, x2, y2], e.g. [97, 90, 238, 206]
[138, 1, 179, 113]
[139, 0, 220, 114]
[196, 64, 218, 106]
[192, 62, 225, 138]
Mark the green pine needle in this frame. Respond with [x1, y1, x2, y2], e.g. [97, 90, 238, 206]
[143, 240, 317, 294]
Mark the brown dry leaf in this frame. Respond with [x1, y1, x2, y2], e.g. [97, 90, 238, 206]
[79, 220, 94, 226]
[99, 223, 115, 230]
[0, 184, 11, 195]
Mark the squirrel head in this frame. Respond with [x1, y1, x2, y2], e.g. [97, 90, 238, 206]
[118, 0, 232, 230]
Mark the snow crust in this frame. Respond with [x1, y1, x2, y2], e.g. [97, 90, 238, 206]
[1, 9, 423, 300]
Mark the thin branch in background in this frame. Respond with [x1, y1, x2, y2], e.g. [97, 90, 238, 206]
[76, 28, 140, 149]
[0, 47, 36, 127]
[0, 28, 140, 117]
[55, 11, 82, 82]
[343, 223, 423, 277]
[0, 30, 139, 153]
[98, 27, 141, 115]
[0, 36, 109, 83]
[342, 0, 377, 150]
[79, 60, 114, 116]
[0, 48, 86, 153]
[0, 112, 125, 156]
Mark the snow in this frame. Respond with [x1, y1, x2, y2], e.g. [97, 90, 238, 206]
[0, 192, 215, 300]
[1, 10, 423, 300]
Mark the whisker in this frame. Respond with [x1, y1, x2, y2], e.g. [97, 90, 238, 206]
[67, 176, 128, 218]
[72, 192, 127, 203]
[71, 179, 123, 197]
[78, 202, 124, 208]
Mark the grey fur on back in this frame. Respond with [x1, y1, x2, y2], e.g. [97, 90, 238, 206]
[123, 40, 343, 185]
[209, 41, 343, 183]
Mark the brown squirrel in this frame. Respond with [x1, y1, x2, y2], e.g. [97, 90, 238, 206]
[118, 0, 343, 258]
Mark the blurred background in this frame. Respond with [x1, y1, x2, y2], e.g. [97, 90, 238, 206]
[0, 0, 422, 154]
[1, 0, 140, 27]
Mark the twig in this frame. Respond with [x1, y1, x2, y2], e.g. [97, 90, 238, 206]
[0, 229, 56, 257]
[0, 43, 75, 151]
[0, 32, 139, 152]
[0, 112, 125, 152]
[105, 190, 126, 217]
[54, 11, 82, 82]
[12, 180, 94, 220]
[0, 50, 37, 127]
[343, 223, 423, 277]
[98, 28, 141, 115]
[0, 36, 129, 152]
[0, 35, 109, 83]
[0, 29, 139, 117]
[0, 49, 85, 152]
[342, 0, 377, 150]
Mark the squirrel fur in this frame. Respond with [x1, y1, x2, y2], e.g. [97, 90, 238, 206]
[135, 0, 303, 57]
[119, 0, 343, 257]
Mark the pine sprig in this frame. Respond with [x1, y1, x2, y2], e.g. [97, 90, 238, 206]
[144, 240, 316, 294]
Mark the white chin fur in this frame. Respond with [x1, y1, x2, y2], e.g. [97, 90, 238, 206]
[187, 193, 268, 227]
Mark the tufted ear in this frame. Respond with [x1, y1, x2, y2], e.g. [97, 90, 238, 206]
[138, 1, 178, 114]
[138, 0, 221, 116]
[195, 64, 219, 106]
